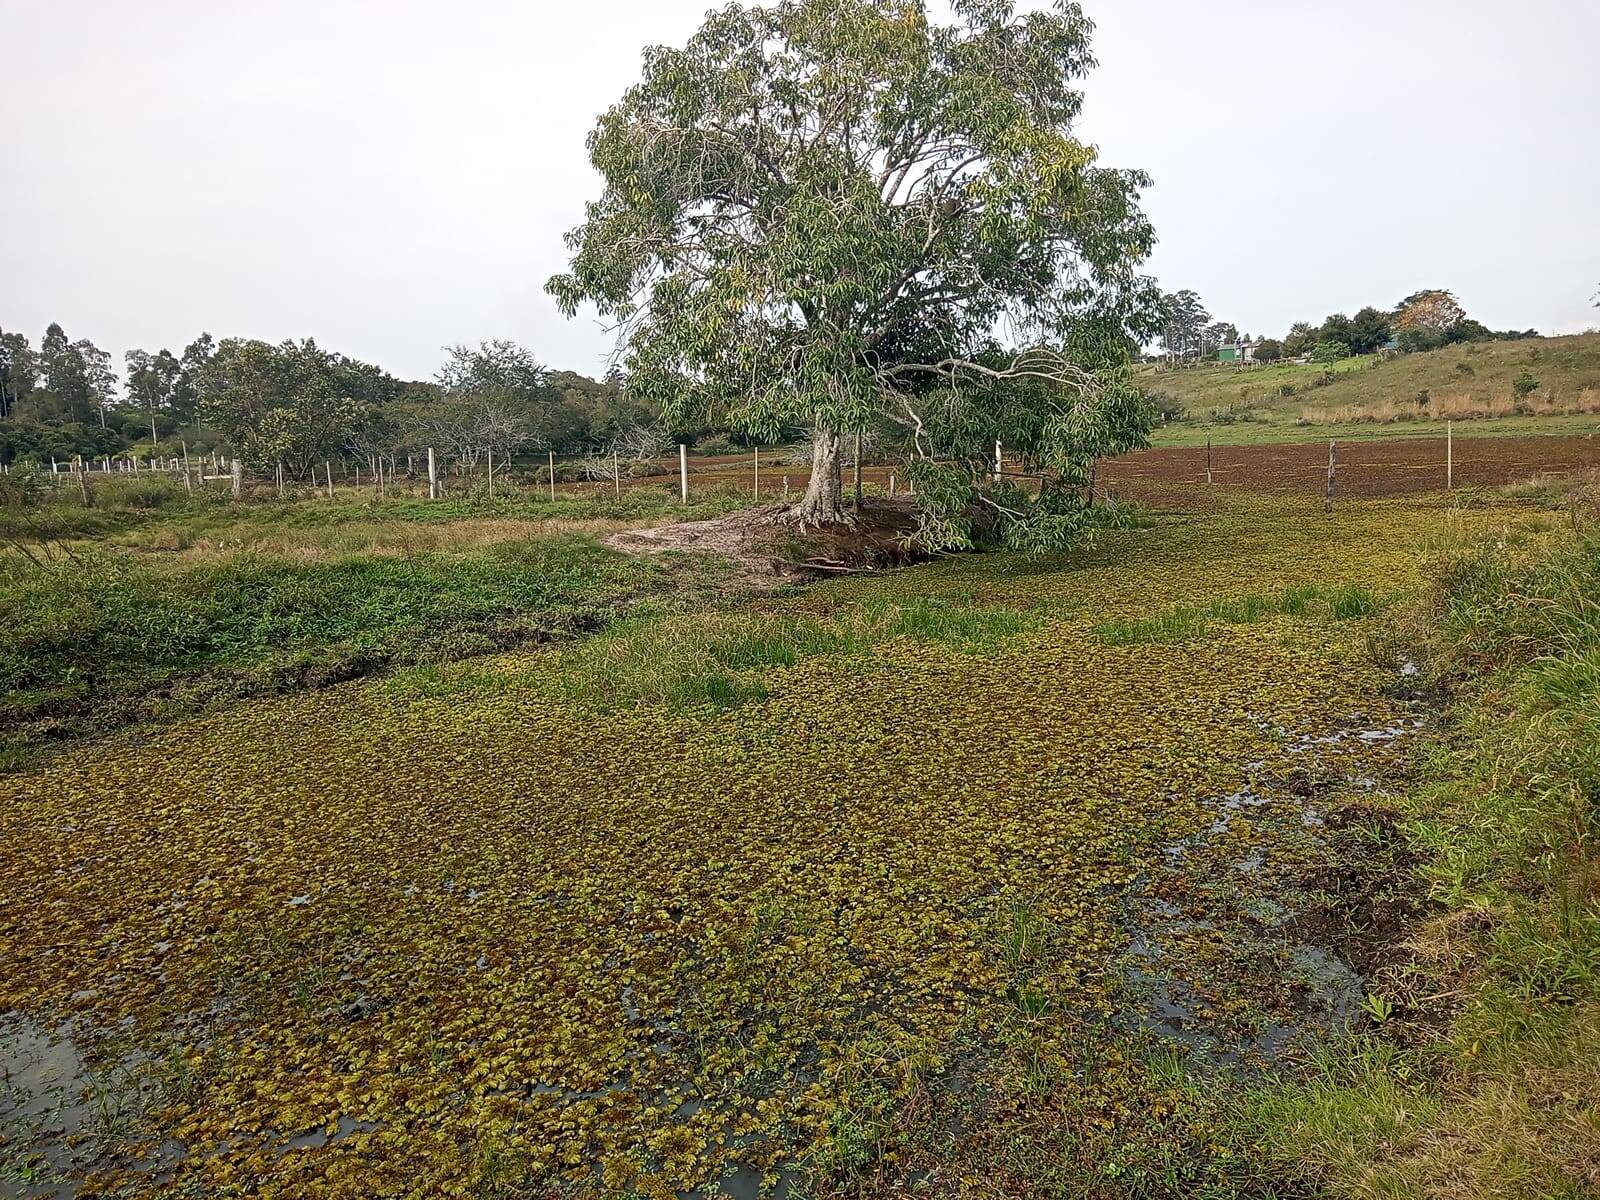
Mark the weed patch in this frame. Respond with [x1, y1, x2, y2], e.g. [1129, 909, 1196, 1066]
[1093, 584, 1387, 645]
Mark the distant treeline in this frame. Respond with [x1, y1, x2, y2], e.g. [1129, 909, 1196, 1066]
[1153, 287, 1539, 366]
[0, 326, 752, 473]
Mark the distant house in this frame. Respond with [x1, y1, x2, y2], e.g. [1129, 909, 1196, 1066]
[1217, 340, 1262, 363]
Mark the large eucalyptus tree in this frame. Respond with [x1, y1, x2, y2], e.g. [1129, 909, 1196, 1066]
[549, 0, 1159, 543]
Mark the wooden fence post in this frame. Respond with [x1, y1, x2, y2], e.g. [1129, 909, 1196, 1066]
[994, 439, 1002, 485]
[326, 461, 334, 500]
[1446, 420, 1453, 491]
[853, 431, 863, 509]
[613, 448, 621, 499]
[783, 475, 790, 500]
[889, 472, 896, 498]
[231, 458, 243, 500]
[1324, 440, 1336, 513]
[427, 446, 438, 500]
[1206, 439, 1213, 486]
[753, 446, 760, 502]
[679, 444, 689, 504]
[548, 449, 556, 502]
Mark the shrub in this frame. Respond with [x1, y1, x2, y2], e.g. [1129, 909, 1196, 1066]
[693, 432, 749, 456]
[92, 476, 190, 510]
[1512, 369, 1540, 398]
[1147, 391, 1185, 423]
[0, 466, 51, 507]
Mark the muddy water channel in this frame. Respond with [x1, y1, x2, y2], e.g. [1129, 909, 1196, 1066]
[1121, 683, 1428, 1069]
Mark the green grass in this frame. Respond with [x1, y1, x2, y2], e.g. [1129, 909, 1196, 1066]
[0, 532, 700, 769]
[1145, 332, 1600, 447]
[541, 596, 1035, 712]
[1093, 584, 1385, 645]
[1238, 506, 1600, 1198]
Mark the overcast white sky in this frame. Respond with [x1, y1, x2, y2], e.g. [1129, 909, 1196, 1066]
[3, 0, 1596, 383]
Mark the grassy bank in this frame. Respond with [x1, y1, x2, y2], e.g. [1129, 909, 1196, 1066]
[1236, 482, 1600, 1197]
[0, 483, 749, 769]
[1145, 332, 1600, 447]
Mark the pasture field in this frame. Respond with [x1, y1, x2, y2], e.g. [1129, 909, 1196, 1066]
[1142, 332, 1600, 447]
[2, 471, 1597, 1198]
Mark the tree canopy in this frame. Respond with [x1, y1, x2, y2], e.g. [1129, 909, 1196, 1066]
[549, 0, 1159, 544]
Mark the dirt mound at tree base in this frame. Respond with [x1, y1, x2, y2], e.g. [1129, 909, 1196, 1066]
[608, 498, 926, 581]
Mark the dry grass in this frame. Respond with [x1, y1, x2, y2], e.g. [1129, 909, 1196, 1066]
[1145, 333, 1600, 438]
[1302, 385, 1600, 426]
[136, 516, 653, 563]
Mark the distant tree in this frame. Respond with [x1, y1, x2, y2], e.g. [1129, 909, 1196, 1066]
[1310, 339, 1351, 363]
[1512, 369, 1539, 398]
[76, 341, 118, 428]
[1281, 322, 1317, 358]
[197, 338, 390, 475]
[1397, 327, 1447, 354]
[29, 326, 115, 427]
[420, 394, 532, 469]
[1393, 289, 1466, 334]
[1317, 313, 1355, 350]
[174, 333, 217, 427]
[548, 0, 1161, 542]
[437, 339, 548, 399]
[1159, 290, 1211, 363]
[1198, 320, 1236, 359]
[1348, 306, 1392, 354]
[434, 340, 548, 459]
[1253, 338, 1283, 363]
[124, 348, 183, 445]
[1446, 318, 1494, 344]
[0, 329, 37, 419]
[36, 323, 88, 423]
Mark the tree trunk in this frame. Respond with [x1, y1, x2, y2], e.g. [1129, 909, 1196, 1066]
[784, 428, 849, 527]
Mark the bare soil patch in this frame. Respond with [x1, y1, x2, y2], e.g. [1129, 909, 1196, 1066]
[1101, 433, 1600, 504]
[605, 497, 926, 582]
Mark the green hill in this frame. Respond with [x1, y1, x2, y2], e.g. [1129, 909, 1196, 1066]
[1143, 332, 1600, 446]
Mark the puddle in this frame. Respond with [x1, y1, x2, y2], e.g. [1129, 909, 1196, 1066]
[0, 1017, 173, 1200]
[684, 1160, 798, 1200]
[1121, 698, 1424, 1067]
[278, 1115, 381, 1153]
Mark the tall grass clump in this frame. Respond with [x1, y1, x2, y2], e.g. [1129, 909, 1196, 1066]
[552, 597, 1033, 712]
[1242, 509, 1600, 1198]
[1093, 584, 1386, 646]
